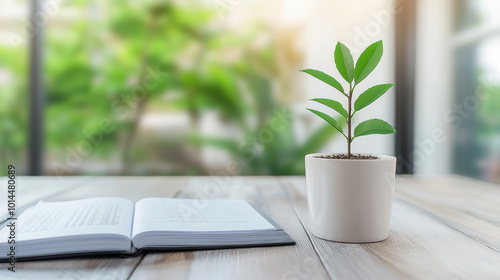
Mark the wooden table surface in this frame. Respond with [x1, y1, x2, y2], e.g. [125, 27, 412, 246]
[1, 175, 499, 279]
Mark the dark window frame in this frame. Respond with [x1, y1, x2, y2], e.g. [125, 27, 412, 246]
[395, 0, 417, 174]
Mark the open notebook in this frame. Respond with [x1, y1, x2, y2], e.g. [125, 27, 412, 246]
[0, 197, 294, 261]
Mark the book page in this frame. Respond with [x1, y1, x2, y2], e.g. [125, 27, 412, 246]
[132, 198, 275, 237]
[0, 197, 134, 242]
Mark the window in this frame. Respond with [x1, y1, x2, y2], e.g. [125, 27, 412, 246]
[453, 0, 500, 182]
[0, 0, 29, 174]
[2, 0, 397, 176]
[415, 0, 500, 183]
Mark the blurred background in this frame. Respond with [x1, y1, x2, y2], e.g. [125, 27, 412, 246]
[0, 0, 499, 183]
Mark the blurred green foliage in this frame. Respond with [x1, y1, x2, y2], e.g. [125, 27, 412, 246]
[0, 44, 28, 171]
[477, 84, 500, 138]
[1, 0, 339, 176]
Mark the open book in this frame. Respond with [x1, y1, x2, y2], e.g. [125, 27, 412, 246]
[0, 197, 294, 261]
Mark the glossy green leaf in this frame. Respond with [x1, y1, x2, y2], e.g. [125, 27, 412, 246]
[307, 109, 346, 138]
[354, 83, 394, 111]
[354, 118, 396, 138]
[354, 41, 383, 84]
[300, 69, 345, 95]
[311, 98, 348, 119]
[334, 42, 354, 83]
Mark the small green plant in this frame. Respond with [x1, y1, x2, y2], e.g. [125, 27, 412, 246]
[300, 40, 396, 159]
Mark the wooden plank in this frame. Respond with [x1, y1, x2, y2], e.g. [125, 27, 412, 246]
[0, 176, 188, 280]
[43, 176, 189, 203]
[129, 176, 330, 280]
[283, 176, 500, 280]
[0, 176, 88, 222]
[0, 257, 142, 280]
[396, 175, 500, 251]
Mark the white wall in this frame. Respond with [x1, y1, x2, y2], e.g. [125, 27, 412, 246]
[414, 0, 453, 174]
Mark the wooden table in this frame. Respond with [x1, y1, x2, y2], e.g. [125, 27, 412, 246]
[1, 175, 500, 279]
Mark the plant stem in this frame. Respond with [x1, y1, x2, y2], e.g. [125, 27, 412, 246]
[347, 84, 352, 159]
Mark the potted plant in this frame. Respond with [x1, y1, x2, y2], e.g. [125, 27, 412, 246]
[300, 40, 397, 243]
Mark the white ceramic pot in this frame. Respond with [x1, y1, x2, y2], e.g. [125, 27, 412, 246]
[305, 153, 397, 243]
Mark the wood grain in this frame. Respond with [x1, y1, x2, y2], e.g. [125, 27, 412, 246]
[0, 176, 88, 222]
[0, 176, 187, 280]
[396, 175, 500, 251]
[282, 176, 500, 280]
[129, 176, 330, 280]
[1, 175, 499, 280]
[44, 176, 189, 203]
